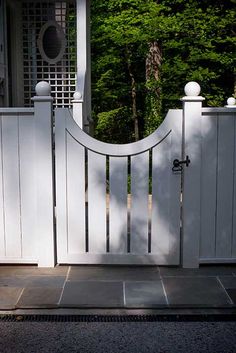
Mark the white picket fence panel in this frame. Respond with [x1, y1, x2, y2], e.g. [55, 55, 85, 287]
[200, 108, 236, 263]
[0, 108, 37, 263]
[0, 81, 236, 267]
[55, 108, 182, 264]
[0, 90, 55, 267]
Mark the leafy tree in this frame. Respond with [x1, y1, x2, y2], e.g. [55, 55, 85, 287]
[91, 0, 164, 141]
[91, 0, 236, 142]
[160, 0, 236, 112]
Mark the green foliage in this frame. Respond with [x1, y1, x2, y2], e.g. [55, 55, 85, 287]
[91, 0, 236, 142]
[159, 0, 236, 112]
[144, 94, 162, 136]
[95, 107, 133, 143]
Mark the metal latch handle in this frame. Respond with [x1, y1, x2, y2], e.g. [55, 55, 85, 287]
[172, 155, 190, 172]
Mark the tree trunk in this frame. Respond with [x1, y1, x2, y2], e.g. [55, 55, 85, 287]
[146, 40, 162, 96]
[126, 47, 139, 141]
[144, 41, 162, 136]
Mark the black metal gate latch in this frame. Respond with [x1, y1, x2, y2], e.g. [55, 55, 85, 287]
[172, 155, 190, 172]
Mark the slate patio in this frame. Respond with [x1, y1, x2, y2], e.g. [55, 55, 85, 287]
[0, 265, 236, 311]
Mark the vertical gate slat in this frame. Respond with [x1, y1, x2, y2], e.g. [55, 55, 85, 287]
[200, 114, 217, 258]
[216, 114, 234, 258]
[0, 116, 4, 257]
[55, 109, 67, 262]
[109, 157, 127, 253]
[233, 114, 236, 257]
[151, 135, 171, 257]
[67, 134, 86, 254]
[2, 116, 21, 257]
[130, 152, 149, 254]
[88, 151, 106, 253]
[19, 115, 36, 258]
[169, 113, 182, 263]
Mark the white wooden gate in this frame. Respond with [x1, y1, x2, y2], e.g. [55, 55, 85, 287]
[1, 81, 236, 267]
[55, 108, 182, 265]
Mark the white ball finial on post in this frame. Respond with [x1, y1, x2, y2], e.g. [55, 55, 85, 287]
[181, 81, 204, 103]
[35, 81, 51, 96]
[72, 91, 83, 129]
[226, 97, 236, 108]
[73, 91, 82, 101]
[184, 81, 201, 97]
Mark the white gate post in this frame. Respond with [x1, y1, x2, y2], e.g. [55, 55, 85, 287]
[72, 91, 83, 128]
[182, 82, 205, 268]
[32, 81, 55, 267]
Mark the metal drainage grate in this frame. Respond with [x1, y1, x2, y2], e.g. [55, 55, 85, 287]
[0, 315, 236, 322]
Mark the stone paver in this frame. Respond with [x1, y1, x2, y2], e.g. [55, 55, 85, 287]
[159, 266, 236, 277]
[68, 266, 160, 281]
[60, 281, 124, 307]
[0, 287, 23, 309]
[0, 276, 65, 288]
[0, 265, 68, 276]
[0, 266, 236, 310]
[225, 289, 236, 304]
[17, 287, 61, 308]
[124, 281, 167, 307]
[218, 276, 236, 289]
[162, 277, 233, 306]
[0, 276, 30, 287]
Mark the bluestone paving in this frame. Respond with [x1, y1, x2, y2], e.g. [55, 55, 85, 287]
[124, 281, 167, 307]
[159, 266, 236, 277]
[60, 281, 124, 307]
[162, 277, 233, 306]
[17, 287, 62, 308]
[225, 289, 236, 304]
[0, 265, 236, 310]
[218, 276, 236, 289]
[0, 276, 65, 288]
[68, 265, 160, 281]
[0, 287, 23, 309]
[0, 276, 30, 287]
[0, 265, 68, 276]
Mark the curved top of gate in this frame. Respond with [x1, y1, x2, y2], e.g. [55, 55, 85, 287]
[62, 108, 181, 157]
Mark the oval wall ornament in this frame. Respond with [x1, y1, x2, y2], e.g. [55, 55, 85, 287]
[37, 21, 66, 64]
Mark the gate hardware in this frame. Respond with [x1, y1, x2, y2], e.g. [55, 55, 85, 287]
[172, 155, 190, 172]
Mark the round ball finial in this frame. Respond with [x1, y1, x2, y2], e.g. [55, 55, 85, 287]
[227, 97, 236, 106]
[35, 81, 51, 96]
[184, 81, 201, 96]
[73, 91, 82, 100]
